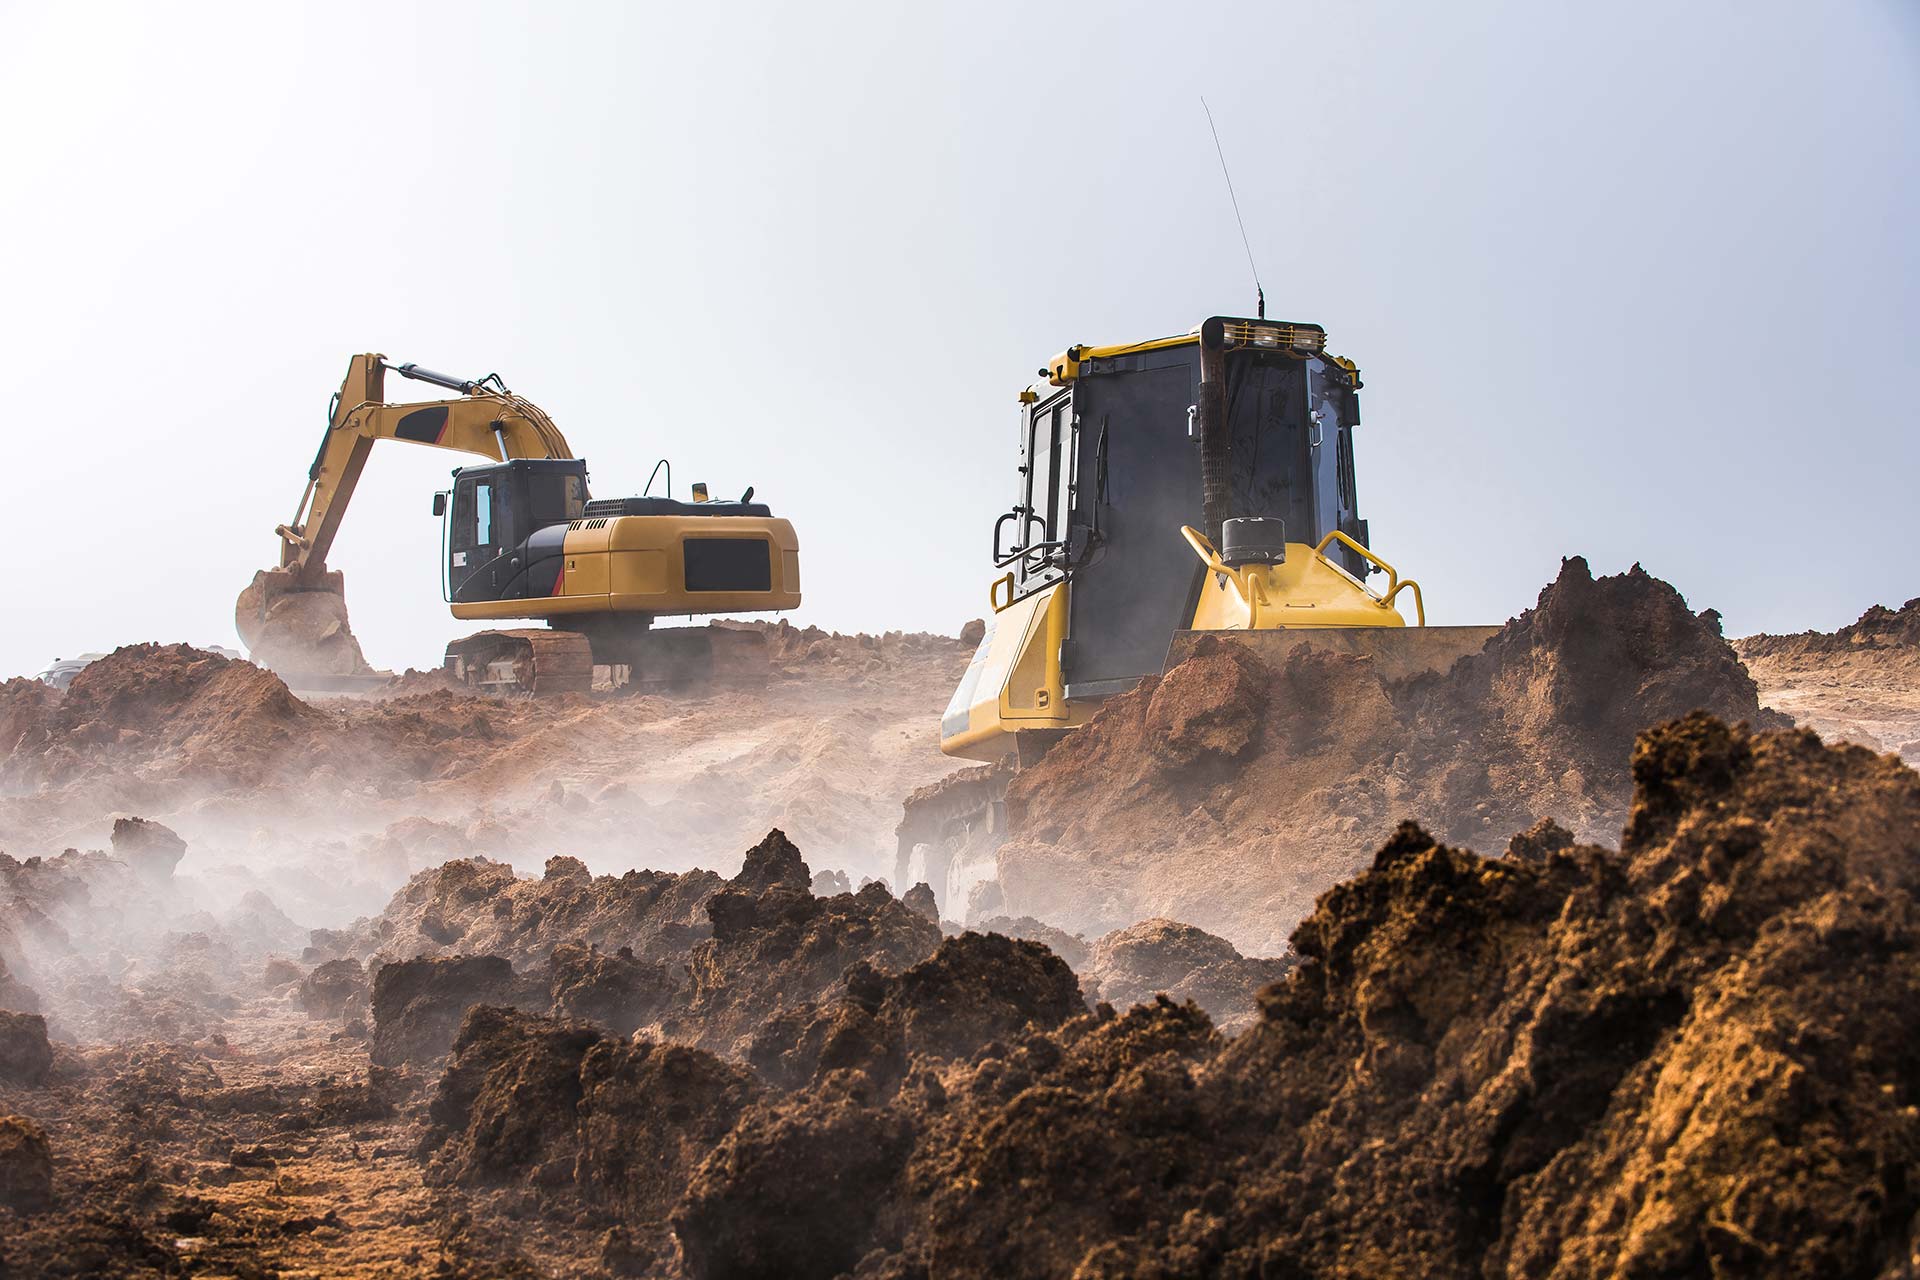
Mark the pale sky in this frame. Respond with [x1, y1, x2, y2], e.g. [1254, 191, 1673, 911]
[1, 1, 1914, 680]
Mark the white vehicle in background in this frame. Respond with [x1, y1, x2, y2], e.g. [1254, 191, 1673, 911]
[36, 653, 107, 689]
[34, 645, 245, 689]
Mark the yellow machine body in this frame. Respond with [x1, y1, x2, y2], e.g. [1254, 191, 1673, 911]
[450, 514, 801, 622]
[940, 530, 1424, 764]
[939, 314, 1483, 764]
[940, 583, 1093, 761]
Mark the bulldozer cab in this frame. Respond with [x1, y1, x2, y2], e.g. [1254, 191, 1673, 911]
[445, 458, 590, 603]
[996, 319, 1370, 699]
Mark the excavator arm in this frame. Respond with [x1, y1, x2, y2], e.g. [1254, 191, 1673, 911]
[239, 353, 576, 678]
[276, 353, 574, 585]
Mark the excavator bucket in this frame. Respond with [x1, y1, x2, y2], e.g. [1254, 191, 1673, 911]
[1163, 625, 1504, 681]
[234, 568, 382, 688]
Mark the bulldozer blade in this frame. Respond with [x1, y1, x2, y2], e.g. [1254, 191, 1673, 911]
[1164, 625, 1503, 681]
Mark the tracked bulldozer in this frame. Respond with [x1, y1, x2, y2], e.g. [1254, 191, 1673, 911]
[238, 354, 800, 693]
[898, 314, 1497, 909]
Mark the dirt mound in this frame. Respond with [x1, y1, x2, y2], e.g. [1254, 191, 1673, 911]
[667, 830, 943, 1057]
[748, 931, 1085, 1092]
[0, 1113, 53, 1215]
[1739, 596, 1920, 659]
[548, 942, 674, 1037]
[352, 855, 725, 970]
[1737, 598, 1920, 760]
[2, 644, 325, 791]
[0, 833, 306, 1043]
[368, 955, 542, 1067]
[0, 955, 38, 1014]
[108, 816, 187, 881]
[426, 1004, 759, 1264]
[996, 557, 1778, 952]
[666, 715, 1920, 1278]
[296, 957, 367, 1020]
[0, 1010, 52, 1085]
[972, 914, 1091, 972]
[1085, 919, 1290, 1033]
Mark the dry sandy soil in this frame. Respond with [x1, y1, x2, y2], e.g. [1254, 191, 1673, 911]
[0, 623, 972, 928]
[1736, 597, 1920, 762]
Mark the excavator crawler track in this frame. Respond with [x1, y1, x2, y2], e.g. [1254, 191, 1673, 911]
[443, 629, 594, 695]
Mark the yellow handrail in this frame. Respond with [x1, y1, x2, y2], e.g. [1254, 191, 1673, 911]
[1313, 530, 1425, 626]
[989, 571, 1016, 613]
[1179, 525, 1228, 574]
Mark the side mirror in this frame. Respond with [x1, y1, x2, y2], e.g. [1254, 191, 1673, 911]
[432, 492, 448, 517]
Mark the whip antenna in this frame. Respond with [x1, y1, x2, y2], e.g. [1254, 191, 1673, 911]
[1201, 97, 1264, 318]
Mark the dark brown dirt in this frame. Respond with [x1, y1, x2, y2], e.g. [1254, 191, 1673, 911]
[747, 931, 1085, 1093]
[423, 1004, 761, 1270]
[297, 957, 369, 1020]
[661, 715, 1920, 1279]
[1084, 918, 1291, 1033]
[547, 942, 674, 1037]
[108, 815, 186, 881]
[996, 557, 1784, 951]
[1739, 596, 1920, 659]
[347, 854, 725, 970]
[368, 955, 542, 1067]
[0, 1011, 52, 1086]
[0, 1113, 53, 1215]
[666, 830, 944, 1058]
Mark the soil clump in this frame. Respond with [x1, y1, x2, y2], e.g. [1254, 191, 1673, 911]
[1084, 918, 1290, 1033]
[0, 1010, 52, 1085]
[0, 1113, 53, 1215]
[666, 831, 944, 1057]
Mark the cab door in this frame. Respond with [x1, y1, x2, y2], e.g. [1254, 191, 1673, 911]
[1011, 391, 1075, 597]
[448, 473, 504, 602]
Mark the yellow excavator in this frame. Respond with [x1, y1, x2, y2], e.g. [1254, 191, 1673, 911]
[237, 354, 800, 693]
[900, 314, 1498, 905]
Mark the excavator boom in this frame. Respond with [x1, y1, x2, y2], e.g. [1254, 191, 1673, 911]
[276, 354, 573, 585]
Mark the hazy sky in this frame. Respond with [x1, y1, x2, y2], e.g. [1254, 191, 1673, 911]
[1, 1, 1914, 680]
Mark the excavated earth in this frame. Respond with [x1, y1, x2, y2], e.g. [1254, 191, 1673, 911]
[3, 718, 1918, 1277]
[4, 575, 1920, 1276]
[1736, 597, 1920, 762]
[0, 623, 973, 925]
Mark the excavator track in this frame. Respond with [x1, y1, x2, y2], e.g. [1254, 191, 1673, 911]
[443, 629, 594, 695]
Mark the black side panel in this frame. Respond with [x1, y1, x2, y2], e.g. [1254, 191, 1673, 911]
[395, 405, 449, 443]
[1062, 348, 1203, 694]
[684, 538, 772, 592]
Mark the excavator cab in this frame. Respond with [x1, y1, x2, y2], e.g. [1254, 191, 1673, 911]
[444, 458, 590, 603]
